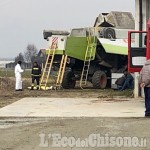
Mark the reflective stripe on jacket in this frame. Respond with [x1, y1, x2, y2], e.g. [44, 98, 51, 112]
[31, 66, 41, 76]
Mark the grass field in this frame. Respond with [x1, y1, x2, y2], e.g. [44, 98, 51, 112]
[0, 68, 31, 78]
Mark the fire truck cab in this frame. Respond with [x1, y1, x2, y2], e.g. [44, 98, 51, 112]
[128, 20, 150, 73]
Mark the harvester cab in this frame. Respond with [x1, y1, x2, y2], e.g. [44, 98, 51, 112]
[43, 30, 70, 55]
[40, 30, 69, 90]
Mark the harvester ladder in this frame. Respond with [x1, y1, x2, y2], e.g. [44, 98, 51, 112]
[40, 49, 56, 90]
[56, 55, 68, 88]
[80, 28, 96, 88]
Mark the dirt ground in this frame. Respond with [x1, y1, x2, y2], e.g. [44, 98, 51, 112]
[0, 117, 149, 150]
[0, 77, 133, 108]
[1, 77, 146, 150]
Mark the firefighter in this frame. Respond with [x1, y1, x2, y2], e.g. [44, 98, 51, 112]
[31, 62, 41, 90]
[15, 61, 24, 91]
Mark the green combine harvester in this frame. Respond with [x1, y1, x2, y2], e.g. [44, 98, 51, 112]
[42, 11, 135, 89]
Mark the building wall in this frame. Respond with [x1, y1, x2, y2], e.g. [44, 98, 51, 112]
[0, 61, 14, 68]
[6, 62, 32, 69]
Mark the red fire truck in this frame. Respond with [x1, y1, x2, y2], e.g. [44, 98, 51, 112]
[128, 20, 150, 72]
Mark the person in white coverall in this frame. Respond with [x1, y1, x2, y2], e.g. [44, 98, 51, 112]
[15, 61, 24, 91]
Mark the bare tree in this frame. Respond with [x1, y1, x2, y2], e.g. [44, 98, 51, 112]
[15, 53, 25, 63]
[24, 44, 38, 63]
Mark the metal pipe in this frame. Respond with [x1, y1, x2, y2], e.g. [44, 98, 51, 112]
[139, 0, 143, 47]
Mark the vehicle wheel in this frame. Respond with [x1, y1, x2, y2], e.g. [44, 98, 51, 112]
[62, 71, 76, 89]
[103, 28, 116, 39]
[92, 71, 107, 89]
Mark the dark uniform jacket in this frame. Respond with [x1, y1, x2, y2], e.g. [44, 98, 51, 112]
[115, 76, 126, 86]
[31, 65, 41, 77]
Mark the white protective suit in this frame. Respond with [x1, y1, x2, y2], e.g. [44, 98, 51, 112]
[15, 64, 24, 90]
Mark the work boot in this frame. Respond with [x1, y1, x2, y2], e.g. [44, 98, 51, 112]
[30, 86, 34, 90]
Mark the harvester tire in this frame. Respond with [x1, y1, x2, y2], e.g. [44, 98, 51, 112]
[62, 71, 76, 89]
[92, 71, 107, 89]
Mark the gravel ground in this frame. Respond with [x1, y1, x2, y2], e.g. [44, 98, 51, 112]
[0, 117, 149, 150]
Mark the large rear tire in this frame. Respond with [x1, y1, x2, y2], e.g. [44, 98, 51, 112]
[92, 71, 107, 89]
[62, 71, 76, 89]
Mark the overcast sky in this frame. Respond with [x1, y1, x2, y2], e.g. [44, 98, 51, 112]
[0, 0, 135, 58]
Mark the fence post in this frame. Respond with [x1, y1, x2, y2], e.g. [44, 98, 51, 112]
[134, 72, 140, 98]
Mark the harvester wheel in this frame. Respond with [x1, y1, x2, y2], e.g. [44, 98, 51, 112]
[103, 28, 116, 39]
[92, 71, 107, 89]
[62, 71, 76, 89]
